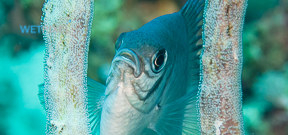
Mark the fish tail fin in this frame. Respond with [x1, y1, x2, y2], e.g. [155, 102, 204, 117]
[38, 83, 45, 109]
[154, 89, 201, 135]
[87, 77, 106, 135]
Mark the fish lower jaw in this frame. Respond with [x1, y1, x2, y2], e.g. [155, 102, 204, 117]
[101, 86, 148, 135]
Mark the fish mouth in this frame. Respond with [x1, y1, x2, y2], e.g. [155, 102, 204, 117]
[114, 48, 142, 78]
[105, 48, 142, 96]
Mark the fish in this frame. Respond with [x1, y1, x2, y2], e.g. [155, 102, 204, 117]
[39, 0, 204, 134]
[87, 0, 204, 134]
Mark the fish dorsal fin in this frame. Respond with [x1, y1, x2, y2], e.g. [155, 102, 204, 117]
[38, 83, 45, 109]
[181, 0, 204, 92]
[87, 77, 106, 135]
[180, 0, 204, 45]
[154, 89, 201, 135]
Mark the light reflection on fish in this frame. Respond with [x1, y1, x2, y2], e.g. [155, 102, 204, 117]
[40, 0, 204, 134]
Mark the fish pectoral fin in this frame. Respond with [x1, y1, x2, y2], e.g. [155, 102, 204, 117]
[154, 89, 201, 135]
[87, 77, 106, 135]
[37, 78, 105, 134]
[38, 83, 45, 109]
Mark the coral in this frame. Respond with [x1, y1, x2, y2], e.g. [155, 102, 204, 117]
[200, 0, 247, 134]
[41, 0, 94, 134]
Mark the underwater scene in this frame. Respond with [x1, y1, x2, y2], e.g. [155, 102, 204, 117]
[0, 0, 287, 134]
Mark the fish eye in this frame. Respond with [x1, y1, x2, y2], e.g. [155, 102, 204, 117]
[152, 49, 167, 73]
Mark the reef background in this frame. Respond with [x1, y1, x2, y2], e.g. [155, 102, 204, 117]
[0, 0, 287, 134]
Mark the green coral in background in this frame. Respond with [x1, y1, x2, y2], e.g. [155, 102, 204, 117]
[242, 0, 288, 134]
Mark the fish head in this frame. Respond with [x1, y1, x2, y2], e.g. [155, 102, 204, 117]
[105, 30, 177, 114]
